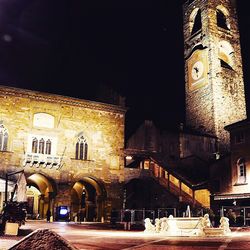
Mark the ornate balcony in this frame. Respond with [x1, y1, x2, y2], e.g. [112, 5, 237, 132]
[23, 153, 62, 169]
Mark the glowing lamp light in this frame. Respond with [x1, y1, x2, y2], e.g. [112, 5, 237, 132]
[126, 156, 132, 160]
[59, 207, 68, 215]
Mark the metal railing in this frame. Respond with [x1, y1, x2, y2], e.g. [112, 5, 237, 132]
[111, 208, 177, 225]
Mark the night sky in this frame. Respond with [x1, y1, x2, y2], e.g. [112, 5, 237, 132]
[0, 0, 249, 138]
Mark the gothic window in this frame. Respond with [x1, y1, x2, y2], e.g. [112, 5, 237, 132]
[32, 137, 38, 153]
[0, 124, 8, 151]
[190, 9, 202, 36]
[39, 138, 45, 154]
[217, 8, 230, 30]
[75, 136, 88, 160]
[45, 139, 52, 154]
[237, 158, 246, 184]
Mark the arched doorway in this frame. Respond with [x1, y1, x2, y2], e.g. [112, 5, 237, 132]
[71, 177, 106, 222]
[27, 173, 56, 219]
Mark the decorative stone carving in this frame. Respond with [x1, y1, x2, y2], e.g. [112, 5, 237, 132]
[167, 215, 178, 235]
[159, 217, 168, 233]
[219, 217, 231, 235]
[144, 218, 155, 233]
[155, 218, 161, 233]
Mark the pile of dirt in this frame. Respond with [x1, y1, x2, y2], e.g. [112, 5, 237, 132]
[9, 228, 77, 250]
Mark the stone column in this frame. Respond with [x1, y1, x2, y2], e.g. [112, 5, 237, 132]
[38, 194, 45, 219]
[167, 173, 170, 191]
[192, 190, 195, 207]
[48, 192, 54, 221]
[179, 181, 182, 202]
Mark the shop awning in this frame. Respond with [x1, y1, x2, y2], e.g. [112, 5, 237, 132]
[213, 193, 250, 200]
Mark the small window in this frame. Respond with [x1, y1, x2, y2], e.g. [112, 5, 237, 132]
[45, 139, 52, 155]
[0, 124, 8, 151]
[75, 136, 88, 160]
[220, 59, 233, 70]
[235, 132, 244, 144]
[237, 158, 246, 183]
[39, 138, 45, 154]
[217, 9, 229, 30]
[191, 9, 202, 35]
[218, 41, 234, 70]
[32, 138, 38, 153]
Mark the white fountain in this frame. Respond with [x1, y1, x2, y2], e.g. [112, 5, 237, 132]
[143, 206, 231, 237]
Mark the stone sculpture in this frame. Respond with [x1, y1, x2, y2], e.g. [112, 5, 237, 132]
[159, 217, 168, 233]
[219, 217, 231, 235]
[155, 218, 161, 233]
[144, 218, 155, 233]
[167, 215, 178, 235]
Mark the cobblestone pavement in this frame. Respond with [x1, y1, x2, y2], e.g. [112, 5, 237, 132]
[1, 221, 250, 249]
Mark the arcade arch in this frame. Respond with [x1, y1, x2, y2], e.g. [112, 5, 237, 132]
[26, 173, 56, 219]
[71, 176, 106, 222]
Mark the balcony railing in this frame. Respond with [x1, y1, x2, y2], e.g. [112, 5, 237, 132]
[23, 153, 62, 169]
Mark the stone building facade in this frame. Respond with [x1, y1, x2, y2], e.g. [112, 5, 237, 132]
[0, 85, 126, 222]
[210, 120, 250, 208]
[183, 0, 246, 152]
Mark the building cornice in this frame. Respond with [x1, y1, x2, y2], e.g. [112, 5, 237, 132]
[0, 85, 127, 114]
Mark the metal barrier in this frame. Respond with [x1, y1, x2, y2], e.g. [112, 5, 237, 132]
[111, 208, 177, 225]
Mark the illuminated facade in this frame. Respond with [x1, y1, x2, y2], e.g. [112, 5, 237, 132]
[211, 120, 250, 207]
[0, 85, 126, 221]
[183, 0, 247, 152]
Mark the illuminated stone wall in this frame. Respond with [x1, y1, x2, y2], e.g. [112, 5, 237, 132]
[227, 121, 250, 194]
[183, 0, 247, 152]
[0, 85, 126, 220]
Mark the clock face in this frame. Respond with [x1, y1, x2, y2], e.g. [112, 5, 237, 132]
[187, 49, 208, 91]
[191, 61, 204, 80]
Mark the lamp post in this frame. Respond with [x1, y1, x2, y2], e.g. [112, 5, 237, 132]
[5, 170, 24, 203]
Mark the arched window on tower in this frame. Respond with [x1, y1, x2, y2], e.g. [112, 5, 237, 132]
[218, 40, 234, 70]
[75, 136, 88, 160]
[32, 137, 38, 153]
[237, 158, 247, 184]
[0, 124, 8, 151]
[190, 9, 202, 36]
[39, 138, 45, 154]
[217, 8, 230, 30]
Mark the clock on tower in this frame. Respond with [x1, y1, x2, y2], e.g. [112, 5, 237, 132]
[183, 0, 247, 152]
[187, 49, 208, 91]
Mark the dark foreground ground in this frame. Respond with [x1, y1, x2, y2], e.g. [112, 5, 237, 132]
[1, 221, 250, 250]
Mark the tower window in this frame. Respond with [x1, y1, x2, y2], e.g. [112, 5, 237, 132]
[0, 124, 8, 151]
[220, 59, 233, 70]
[217, 9, 230, 30]
[237, 158, 246, 184]
[191, 9, 202, 35]
[75, 136, 88, 160]
[218, 40, 234, 70]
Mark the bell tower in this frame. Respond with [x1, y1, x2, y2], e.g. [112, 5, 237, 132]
[183, 0, 246, 152]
